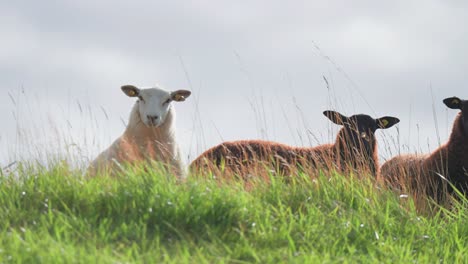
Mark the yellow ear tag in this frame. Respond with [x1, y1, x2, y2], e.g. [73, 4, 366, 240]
[174, 94, 183, 101]
[129, 90, 136, 96]
[381, 119, 389, 127]
[452, 99, 460, 105]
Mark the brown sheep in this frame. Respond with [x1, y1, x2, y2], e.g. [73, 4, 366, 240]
[381, 96, 468, 201]
[191, 111, 399, 179]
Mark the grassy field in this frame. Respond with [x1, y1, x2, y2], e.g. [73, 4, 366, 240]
[0, 163, 467, 263]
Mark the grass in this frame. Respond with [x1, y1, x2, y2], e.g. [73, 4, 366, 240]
[0, 162, 467, 263]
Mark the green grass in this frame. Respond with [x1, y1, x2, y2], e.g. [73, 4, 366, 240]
[1, 163, 468, 263]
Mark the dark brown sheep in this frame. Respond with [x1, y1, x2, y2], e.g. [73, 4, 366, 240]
[381, 96, 468, 201]
[191, 111, 399, 178]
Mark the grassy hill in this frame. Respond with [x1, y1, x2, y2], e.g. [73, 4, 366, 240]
[1, 163, 467, 263]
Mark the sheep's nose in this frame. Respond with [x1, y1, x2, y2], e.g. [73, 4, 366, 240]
[147, 115, 159, 124]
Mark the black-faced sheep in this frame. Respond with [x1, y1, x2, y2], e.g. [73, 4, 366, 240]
[88, 84, 191, 178]
[191, 111, 399, 178]
[381, 96, 468, 201]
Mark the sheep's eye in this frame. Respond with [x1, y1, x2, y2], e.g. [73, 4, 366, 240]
[138, 96, 145, 102]
[163, 98, 171, 105]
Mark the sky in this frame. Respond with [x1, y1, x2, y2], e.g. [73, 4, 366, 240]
[1, 1, 467, 169]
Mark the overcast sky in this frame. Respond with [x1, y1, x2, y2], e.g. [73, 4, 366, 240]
[1, 1, 467, 169]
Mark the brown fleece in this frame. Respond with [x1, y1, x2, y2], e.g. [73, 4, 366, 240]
[423, 113, 468, 197]
[381, 113, 468, 200]
[191, 126, 380, 178]
[380, 154, 427, 193]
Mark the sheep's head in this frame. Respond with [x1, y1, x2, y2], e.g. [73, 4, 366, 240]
[324, 110, 400, 156]
[444, 96, 468, 136]
[122, 85, 191, 127]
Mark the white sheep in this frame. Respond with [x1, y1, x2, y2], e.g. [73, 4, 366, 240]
[88, 84, 191, 178]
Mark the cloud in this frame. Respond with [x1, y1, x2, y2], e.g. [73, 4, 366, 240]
[1, 0, 468, 166]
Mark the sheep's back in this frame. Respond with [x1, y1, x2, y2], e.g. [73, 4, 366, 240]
[380, 154, 427, 192]
[190, 140, 335, 177]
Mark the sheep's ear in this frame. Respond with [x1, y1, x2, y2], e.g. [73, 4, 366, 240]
[171, 90, 191, 102]
[323, 110, 348, 125]
[121, 85, 140, 97]
[377, 117, 400, 129]
[443, 97, 463, 110]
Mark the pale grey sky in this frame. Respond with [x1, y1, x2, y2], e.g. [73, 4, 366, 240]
[1, 1, 467, 168]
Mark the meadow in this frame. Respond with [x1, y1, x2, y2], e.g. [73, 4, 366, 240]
[1, 81, 465, 263]
[1, 162, 468, 263]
